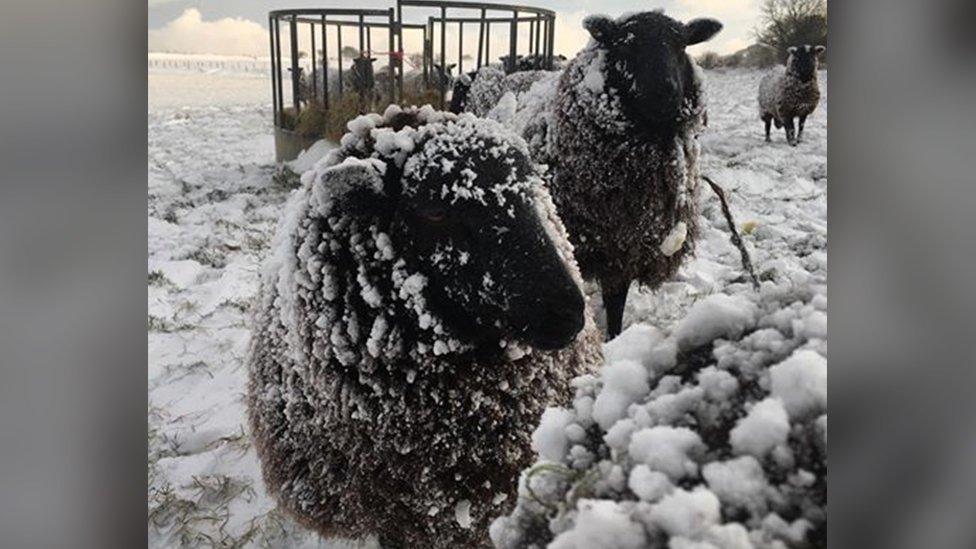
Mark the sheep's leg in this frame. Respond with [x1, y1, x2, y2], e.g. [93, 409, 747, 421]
[798, 115, 808, 142]
[763, 115, 772, 142]
[785, 118, 797, 147]
[603, 285, 628, 340]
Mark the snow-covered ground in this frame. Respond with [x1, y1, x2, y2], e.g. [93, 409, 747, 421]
[147, 64, 825, 547]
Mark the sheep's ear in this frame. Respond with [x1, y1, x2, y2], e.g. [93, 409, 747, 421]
[814, 45, 826, 55]
[583, 15, 617, 44]
[370, 57, 377, 62]
[685, 18, 723, 46]
[447, 63, 456, 71]
[787, 46, 798, 55]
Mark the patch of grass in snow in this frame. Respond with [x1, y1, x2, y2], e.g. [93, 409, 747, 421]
[205, 188, 231, 203]
[175, 300, 199, 316]
[189, 474, 255, 507]
[149, 475, 307, 548]
[271, 166, 302, 190]
[160, 360, 213, 384]
[148, 414, 286, 547]
[148, 270, 171, 287]
[149, 476, 251, 547]
[184, 247, 227, 269]
[148, 315, 197, 333]
[219, 298, 252, 315]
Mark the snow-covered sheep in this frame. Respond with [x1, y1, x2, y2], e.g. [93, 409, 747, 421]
[507, 11, 723, 339]
[465, 65, 562, 118]
[402, 63, 456, 96]
[457, 52, 569, 116]
[492, 286, 828, 548]
[499, 54, 569, 73]
[758, 45, 825, 145]
[247, 106, 603, 547]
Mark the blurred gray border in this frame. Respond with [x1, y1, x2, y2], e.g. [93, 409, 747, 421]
[831, 0, 976, 547]
[0, 0, 147, 547]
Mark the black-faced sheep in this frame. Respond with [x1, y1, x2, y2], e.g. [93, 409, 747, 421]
[506, 11, 722, 339]
[431, 62, 456, 90]
[448, 71, 477, 114]
[247, 105, 603, 548]
[347, 56, 378, 106]
[759, 44, 825, 145]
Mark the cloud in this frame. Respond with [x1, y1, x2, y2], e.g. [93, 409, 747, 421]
[148, 8, 266, 56]
[675, 0, 760, 17]
[147, 5, 758, 60]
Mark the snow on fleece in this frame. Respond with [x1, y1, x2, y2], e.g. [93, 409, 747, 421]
[491, 284, 827, 548]
[466, 65, 562, 119]
[247, 105, 603, 548]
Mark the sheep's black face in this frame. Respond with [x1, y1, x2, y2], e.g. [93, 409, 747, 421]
[584, 12, 722, 138]
[351, 57, 376, 89]
[786, 45, 824, 82]
[394, 129, 584, 352]
[431, 63, 456, 90]
[448, 74, 474, 114]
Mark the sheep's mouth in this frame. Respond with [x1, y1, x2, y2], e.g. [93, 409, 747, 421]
[526, 330, 580, 351]
[517, 305, 585, 351]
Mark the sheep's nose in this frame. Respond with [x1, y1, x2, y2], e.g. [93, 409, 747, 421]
[524, 286, 585, 351]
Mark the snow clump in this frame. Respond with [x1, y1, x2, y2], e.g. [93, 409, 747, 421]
[491, 286, 827, 548]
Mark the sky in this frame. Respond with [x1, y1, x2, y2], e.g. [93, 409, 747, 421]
[147, 0, 763, 58]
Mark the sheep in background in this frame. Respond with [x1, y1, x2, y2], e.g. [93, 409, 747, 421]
[347, 56, 378, 107]
[448, 71, 477, 114]
[465, 65, 561, 118]
[287, 67, 313, 107]
[401, 63, 456, 96]
[247, 106, 603, 548]
[430, 62, 456, 91]
[505, 53, 569, 72]
[759, 44, 825, 145]
[505, 11, 722, 339]
[454, 53, 571, 115]
[464, 65, 505, 116]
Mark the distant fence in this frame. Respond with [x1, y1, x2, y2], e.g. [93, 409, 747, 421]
[148, 53, 272, 75]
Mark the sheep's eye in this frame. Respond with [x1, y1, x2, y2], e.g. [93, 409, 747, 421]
[419, 208, 447, 224]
